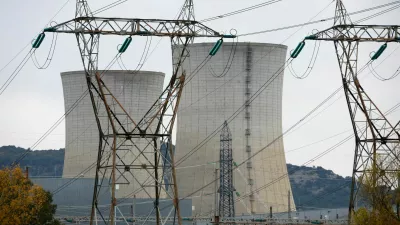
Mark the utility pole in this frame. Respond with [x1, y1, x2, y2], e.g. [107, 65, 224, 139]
[41, 1, 236, 224]
[219, 121, 235, 219]
[214, 168, 219, 224]
[132, 195, 136, 225]
[288, 190, 291, 219]
[269, 206, 272, 219]
[40, 0, 235, 225]
[25, 166, 29, 179]
[303, 0, 400, 221]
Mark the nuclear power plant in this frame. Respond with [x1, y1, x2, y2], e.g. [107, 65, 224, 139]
[9, 1, 398, 224]
[58, 43, 295, 215]
[61, 70, 165, 198]
[174, 42, 295, 215]
[56, 42, 295, 217]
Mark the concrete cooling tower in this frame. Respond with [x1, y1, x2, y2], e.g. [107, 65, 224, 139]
[61, 70, 165, 198]
[173, 43, 295, 216]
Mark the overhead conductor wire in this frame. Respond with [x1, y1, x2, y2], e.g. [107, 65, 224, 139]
[0, 0, 72, 95]
[238, 1, 400, 37]
[11, 53, 121, 167]
[176, 0, 336, 165]
[10, 0, 133, 166]
[14, 0, 396, 206]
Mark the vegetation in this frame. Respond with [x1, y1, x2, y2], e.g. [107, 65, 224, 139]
[0, 146, 64, 177]
[1, 145, 353, 209]
[0, 167, 62, 225]
[352, 166, 400, 225]
[288, 164, 352, 209]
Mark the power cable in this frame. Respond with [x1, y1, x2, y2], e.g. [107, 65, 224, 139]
[38, 41, 221, 199]
[157, 56, 400, 217]
[227, 101, 400, 214]
[17, 0, 398, 205]
[179, 0, 335, 114]
[200, 0, 282, 23]
[285, 129, 352, 154]
[288, 37, 321, 79]
[0, 43, 30, 76]
[354, 3, 400, 24]
[0, 50, 33, 96]
[0, 0, 71, 88]
[176, 0, 338, 165]
[175, 58, 293, 166]
[238, 1, 400, 37]
[92, 0, 128, 16]
[31, 32, 59, 69]
[295, 181, 352, 210]
[11, 54, 121, 166]
[8, 0, 322, 166]
[94, 3, 340, 208]
[368, 45, 400, 81]
[209, 37, 239, 78]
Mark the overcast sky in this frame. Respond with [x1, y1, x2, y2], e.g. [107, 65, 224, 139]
[0, 0, 399, 177]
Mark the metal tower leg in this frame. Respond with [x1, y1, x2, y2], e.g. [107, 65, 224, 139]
[335, 39, 400, 219]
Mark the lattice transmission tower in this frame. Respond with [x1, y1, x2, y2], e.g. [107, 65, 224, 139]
[219, 121, 235, 218]
[303, 0, 400, 220]
[39, 0, 235, 224]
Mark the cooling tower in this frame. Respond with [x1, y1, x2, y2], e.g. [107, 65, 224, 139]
[61, 70, 165, 198]
[173, 43, 295, 216]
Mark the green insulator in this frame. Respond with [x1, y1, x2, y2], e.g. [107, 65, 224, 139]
[235, 191, 240, 197]
[305, 34, 317, 40]
[233, 162, 238, 167]
[371, 43, 387, 60]
[137, 31, 152, 35]
[290, 41, 305, 58]
[209, 39, 224, 56]
[43, 27, 56, 32]
[222, 34, 236, 39]
[119, 37, 132, 53]
[32, 33, 45, 49]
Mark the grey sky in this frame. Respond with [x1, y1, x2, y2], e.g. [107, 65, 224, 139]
[0, 0, 399, 177]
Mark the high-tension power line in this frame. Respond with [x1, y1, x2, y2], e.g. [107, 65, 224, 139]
[37, 1, 235, 224]
[8, 0, 395, 169]
[239, 1, 400, 37]
[299, 0, 400, 221]
[4, 0, 400, 224]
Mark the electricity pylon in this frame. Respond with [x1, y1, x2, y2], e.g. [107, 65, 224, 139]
[42, 1, 234, 224]
[304, 0, 400, 221]
[219, 121, 235, 218]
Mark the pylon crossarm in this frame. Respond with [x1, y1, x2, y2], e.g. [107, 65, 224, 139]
[44, 17, 235, 38]
[305, 25, 400, 42]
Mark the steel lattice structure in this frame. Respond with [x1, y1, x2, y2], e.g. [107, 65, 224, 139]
[305, 0, 400, 221]
[43, 1, 234, 225]
[219, 121, 235, 218]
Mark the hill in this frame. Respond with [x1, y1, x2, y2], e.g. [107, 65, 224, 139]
[0, 145, 351, 209]
[0, 146, 64, 177]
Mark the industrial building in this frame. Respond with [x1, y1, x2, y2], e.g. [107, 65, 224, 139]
[60, 70, 165, 198]
[173, 42, 295, 216]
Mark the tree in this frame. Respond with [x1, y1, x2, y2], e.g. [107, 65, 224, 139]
[0, 167, 62, 225]
[352, 164, 400, 225]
